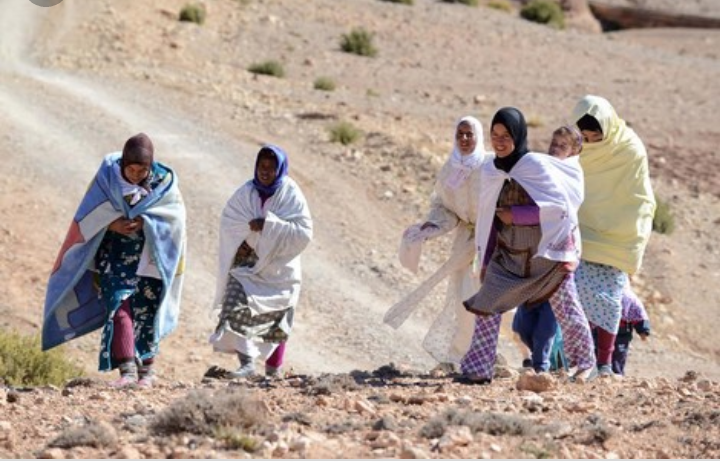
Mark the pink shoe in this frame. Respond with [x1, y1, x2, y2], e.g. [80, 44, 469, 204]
[137, 375, 155, 389]
[109, 375, 137, 388]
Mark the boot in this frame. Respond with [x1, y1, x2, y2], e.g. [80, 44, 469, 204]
[228, 352, 256, 378]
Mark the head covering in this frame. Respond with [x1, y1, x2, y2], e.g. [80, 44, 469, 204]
[576, 114, 603, 134]
[252, 144, 289, 197]
[450, 116, 485, 168]
[569, 95, 656, 274]
[491, 107, 529, 173]
[118, 133, 155, 200]
[444, 116, 487, 190]
[121, 133, 154, 168]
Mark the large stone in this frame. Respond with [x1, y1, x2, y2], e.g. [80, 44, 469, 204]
[516, 372, 557, 393]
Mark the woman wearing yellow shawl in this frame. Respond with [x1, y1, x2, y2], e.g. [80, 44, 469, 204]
[571, 95, 656, 377]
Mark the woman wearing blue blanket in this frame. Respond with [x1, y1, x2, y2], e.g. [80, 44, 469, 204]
[42, 133, 186, 388]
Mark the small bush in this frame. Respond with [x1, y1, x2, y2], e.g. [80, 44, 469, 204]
[520, 0, 565, 29]
[314, 76, 336, 91]
[340, 28, 378, 57]
[652, 197, 675, 234]
[440, 0, 479, 6]
[179, 3, 206, 25]
[526, 115, 544, 128]
[420, 408, 539, 439]
[328, 122, 361, 145]
[49, 421, 117, 449]
[151, 389, 267, 436]
[0, 330, 84, 387]
[248, 60, 285, 78]
[380, 0, 414, 4]
[488, 0, 512, 12]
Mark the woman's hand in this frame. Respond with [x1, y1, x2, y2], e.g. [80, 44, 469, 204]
[249, 218, 265, 232]
[108, 217, 143, 236]
[495, 207, 513, 225]
[561, 261, 578, 273]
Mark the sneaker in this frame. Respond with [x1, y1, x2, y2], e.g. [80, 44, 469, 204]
[265, 365, 283, 378]
[228, 364, 256, 379]
[137, 366, 156, 389]
[597, 364, 614, 377]
[570, 366, 598, 383]
[228, 353, 256, 379]
[110, 361, 137, 388]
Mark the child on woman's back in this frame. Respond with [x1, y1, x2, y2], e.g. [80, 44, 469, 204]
[512, 126, 582, 372]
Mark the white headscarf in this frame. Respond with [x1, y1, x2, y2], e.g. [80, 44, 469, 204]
[113, 162, 150, 206]
[445, 116, 486, 190]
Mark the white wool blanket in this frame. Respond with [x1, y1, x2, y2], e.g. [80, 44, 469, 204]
[213, 178, 312, 316]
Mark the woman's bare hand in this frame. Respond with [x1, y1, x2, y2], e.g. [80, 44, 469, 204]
[108, 217, 142, 236]
[495, 207, 513, 225]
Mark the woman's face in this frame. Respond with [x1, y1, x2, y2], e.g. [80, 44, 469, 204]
[123, 162, 151, 185]
[256, 155, 278, 187]
[580, 129, 603, 144]
[491, 123, 514, 157]
[455, 121, 477, 156]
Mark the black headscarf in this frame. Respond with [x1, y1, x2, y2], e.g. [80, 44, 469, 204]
[576, 113, 603, 134]
[491, 107, 529, 173]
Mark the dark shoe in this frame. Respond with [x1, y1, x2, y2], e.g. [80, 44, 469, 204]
[522, 358, 533, 368]
[453, 375, 492, 385]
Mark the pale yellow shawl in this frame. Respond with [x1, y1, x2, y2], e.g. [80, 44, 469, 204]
[571, 95, 656, 274]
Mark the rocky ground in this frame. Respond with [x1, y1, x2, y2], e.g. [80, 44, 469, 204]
[1, 0, 719, 459]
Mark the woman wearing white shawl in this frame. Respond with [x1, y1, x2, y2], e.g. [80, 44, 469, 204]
[570, 95, 656, 376]
[459, 107, 596, 384]
[384, 116, 488, 371]
[209, 145, 313, 378]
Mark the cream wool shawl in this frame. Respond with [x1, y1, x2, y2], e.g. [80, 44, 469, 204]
[571, 95, 656, 274]
[213, 177, 312, 316]
[474, 153, 584, 265]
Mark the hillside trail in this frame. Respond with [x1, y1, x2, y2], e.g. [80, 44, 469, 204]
[0, 0, 718, 385]
[0, 0, 444, 382]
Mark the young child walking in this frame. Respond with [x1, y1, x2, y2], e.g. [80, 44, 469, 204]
[593, 285, 650, 375]
[511, 126, 583, 373]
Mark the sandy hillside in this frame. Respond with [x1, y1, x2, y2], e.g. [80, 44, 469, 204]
[0, 0, 719, 459]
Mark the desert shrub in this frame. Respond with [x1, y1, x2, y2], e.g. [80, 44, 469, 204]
[0, 330, 84, 387]
[520, 0, 565, 29]
[328, 122, 361, 145]
[314, 76, 336, 91]
[151, 389, 267, 436]
[48, 421, 117, 449]
[487, 0, 512, 12]
[652, 197, 675, 234]
[216, 428, 262, 452]
[380, 0, 414, 4]
[420, 408, 538, 439]
[247, 60, 285, 78]
[526, 115, 544, 128]
[179, 3, 206, 25]
[440, 0, 479, 6]
[340, 28, 378, 57]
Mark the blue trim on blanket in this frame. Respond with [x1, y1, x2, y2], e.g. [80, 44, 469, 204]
[43, 153, 183, 352]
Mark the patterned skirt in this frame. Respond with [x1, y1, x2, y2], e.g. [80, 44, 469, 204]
[214, 275, 293, 344]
